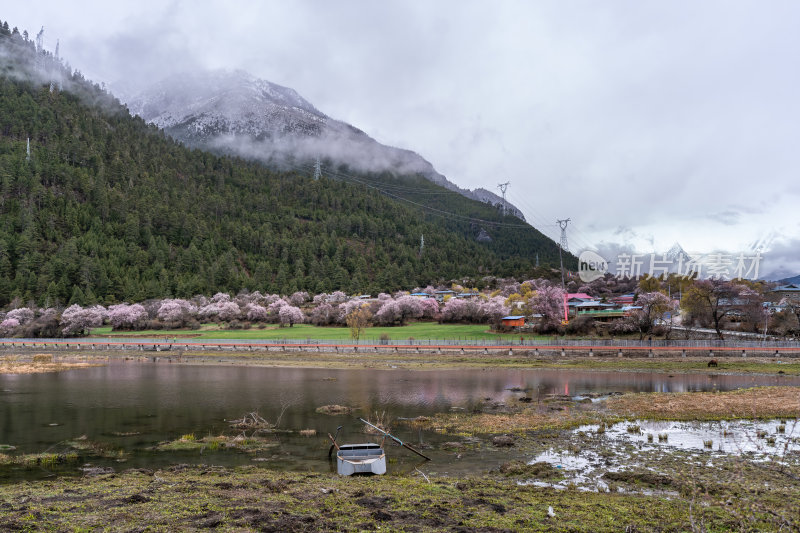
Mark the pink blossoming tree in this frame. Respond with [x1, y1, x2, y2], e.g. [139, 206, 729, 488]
[279, 305, 305, 327]
[108, 303, 148, 330]
[60, 305, 107, 336]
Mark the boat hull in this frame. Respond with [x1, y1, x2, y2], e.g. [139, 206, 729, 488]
[336, 443, 386, 476]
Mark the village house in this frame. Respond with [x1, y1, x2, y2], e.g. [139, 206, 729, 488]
[501, 315, 526, 328]
[434, 290, 457, 302]
[769, 284, 800, 303]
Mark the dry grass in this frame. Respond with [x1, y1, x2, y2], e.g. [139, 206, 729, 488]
[0, 360, 98, 375]
[607, 386, 800, 420]
[406, 408, 597, 435]
[315, 404, 353, 415]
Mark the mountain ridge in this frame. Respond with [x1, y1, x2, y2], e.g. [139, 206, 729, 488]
[125, 69, 526, 219]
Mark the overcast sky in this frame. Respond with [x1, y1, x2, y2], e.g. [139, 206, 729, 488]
[4, 1, 799, 279]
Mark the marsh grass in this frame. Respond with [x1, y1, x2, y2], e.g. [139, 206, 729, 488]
[402, 405, 599, 435]
[0, 452, 79, 468]
[154, 434, 278, 453]
[607, 387, 800, 420]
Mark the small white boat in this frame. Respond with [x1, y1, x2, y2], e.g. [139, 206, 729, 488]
[336, 443, 386, 476]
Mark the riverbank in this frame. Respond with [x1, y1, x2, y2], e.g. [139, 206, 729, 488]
[4, 347, 799, 375]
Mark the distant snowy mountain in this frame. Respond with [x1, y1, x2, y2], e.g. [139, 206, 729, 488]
[665, 242, 692, 262]
[125, 69, 524, 220]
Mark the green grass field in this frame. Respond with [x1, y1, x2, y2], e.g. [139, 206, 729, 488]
[90, 322, 540, 342]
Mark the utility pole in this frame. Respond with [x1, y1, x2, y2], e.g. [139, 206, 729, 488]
[557, 218, 570, 290]
[497, 181, 510, 216]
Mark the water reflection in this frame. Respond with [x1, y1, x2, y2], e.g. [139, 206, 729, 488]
[1, 362, 797, 466]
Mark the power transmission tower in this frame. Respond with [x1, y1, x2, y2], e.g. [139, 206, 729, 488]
[26, 138, 30, 161]
[557, 219, 570, 252]
[556, 218, 570, 290]
[313, 158, 322, 180]
[497, 181, 510, 216]
[419, 234, 424, 256]
[35, 27, 45, 71]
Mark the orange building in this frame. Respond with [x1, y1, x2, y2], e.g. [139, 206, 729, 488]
[501, 315, 526, 328]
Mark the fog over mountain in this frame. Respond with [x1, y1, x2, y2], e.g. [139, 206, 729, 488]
[125, 69, 525, 220]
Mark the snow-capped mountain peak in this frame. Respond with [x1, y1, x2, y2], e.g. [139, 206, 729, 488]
[125, 69, 524, 220]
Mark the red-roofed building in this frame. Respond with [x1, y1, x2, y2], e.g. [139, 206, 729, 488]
[611, 294, 635, 306]
[566, 293, 593, 301]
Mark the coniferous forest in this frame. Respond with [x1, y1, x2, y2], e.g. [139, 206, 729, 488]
[0, 19, 573, 307]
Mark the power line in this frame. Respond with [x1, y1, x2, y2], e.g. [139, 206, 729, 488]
[319, 166, 533, 228]
[506, 190, 595, 252]
[286, 162, 578, 245]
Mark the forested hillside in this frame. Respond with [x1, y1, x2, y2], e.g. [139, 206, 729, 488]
[0, 19, 571, 307]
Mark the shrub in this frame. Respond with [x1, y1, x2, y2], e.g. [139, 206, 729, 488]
[19, 313, 61, 338]
[566, 316, 595, 335]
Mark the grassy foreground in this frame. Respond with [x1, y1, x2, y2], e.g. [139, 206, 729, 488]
[0, 465, 767, 532]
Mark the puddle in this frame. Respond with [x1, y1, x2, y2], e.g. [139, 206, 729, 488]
[518, 419, 800, 493]
[522, 449, 610, 492]
[579, 419, 800, 455]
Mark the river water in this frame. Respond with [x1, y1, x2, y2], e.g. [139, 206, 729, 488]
[1, 362, 797, 479]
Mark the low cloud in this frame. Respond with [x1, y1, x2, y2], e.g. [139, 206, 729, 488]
[759, 237, 800, 281]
